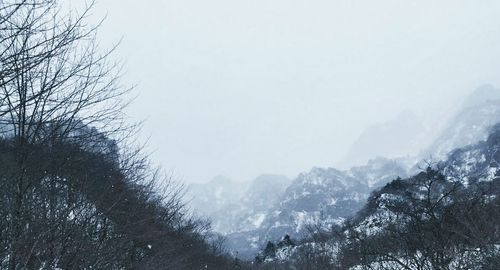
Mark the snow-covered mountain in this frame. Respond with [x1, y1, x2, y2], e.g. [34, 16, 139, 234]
[225, 157, 408, 259]
[339, 124, 500, 269]
[264, 157, 407, 234]
[187, 85, 500, 260]
[255, 124, 500, 268]
[342, 85, 500, 169]
[355, 124, 500, 237]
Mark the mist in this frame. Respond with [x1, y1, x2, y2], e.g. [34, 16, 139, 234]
[78, 0, 500, 183]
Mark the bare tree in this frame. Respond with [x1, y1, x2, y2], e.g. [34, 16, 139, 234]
[339, 167, 500, 270]
[0, 1, 130, 268]
[0, 0, 129, 142]
[0, 1, 237, 269]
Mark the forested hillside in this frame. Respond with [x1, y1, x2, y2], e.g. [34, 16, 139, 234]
[0, 1, 235, 269]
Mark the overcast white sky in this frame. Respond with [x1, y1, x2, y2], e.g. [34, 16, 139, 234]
[75, 0, 500, 183]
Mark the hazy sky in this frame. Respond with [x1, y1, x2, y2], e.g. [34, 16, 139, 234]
[75, 0, 500, 183]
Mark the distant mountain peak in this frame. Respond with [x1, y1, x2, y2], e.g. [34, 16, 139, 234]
[462, 84, 500, 108]
[422, 87, 500, 161]
[340, 109, 426, 168]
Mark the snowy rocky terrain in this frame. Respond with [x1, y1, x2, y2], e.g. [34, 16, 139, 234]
[342, 124, 500, 269]
[187, 86, 500, 260]
[255, 120, 500, 269]
[225, 157, 408, 258]
[188, 158, 409, 259]
[355, 126, 500, 239]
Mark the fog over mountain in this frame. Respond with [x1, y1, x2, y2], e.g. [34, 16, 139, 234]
[187, 86, 500, 259]
[339, 110, 427, 168]
[76, 0, 500, 183]
[423, 84, 500, 161]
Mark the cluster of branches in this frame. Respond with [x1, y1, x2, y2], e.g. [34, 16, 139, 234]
[336, 167, 500, 270]
[0, 1, 237, 269]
